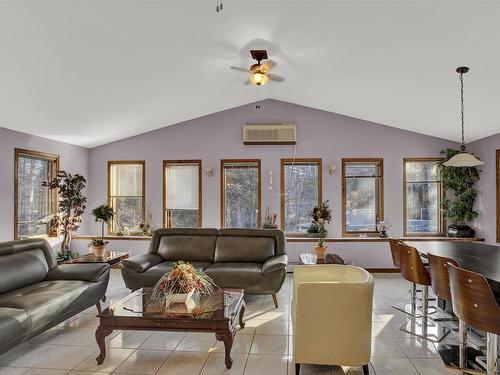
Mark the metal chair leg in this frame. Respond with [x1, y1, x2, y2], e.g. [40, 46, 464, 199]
[400, 285, 450, 343]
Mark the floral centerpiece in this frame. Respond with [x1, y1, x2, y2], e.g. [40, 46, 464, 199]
[310, 200, 332, 260]
[150, 261, 216, 310]
[261, 207, 278, 229]
[90, 204, 115, 257]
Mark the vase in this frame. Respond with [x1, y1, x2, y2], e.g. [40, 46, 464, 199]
[93, 244, 106, 257]
[165, 288, 196, 311]
[314, 245, 327, 260]
[448, 224, 475, 238]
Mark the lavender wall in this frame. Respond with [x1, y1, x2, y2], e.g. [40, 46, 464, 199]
[469, 132, 500, 244]
[74, 99, 459, 267]
[0, 127, 89, 242]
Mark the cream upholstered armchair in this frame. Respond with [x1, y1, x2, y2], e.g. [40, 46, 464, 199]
[292, 265, 374, 375]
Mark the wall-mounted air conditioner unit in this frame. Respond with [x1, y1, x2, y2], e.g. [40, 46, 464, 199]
[243, 123, 297, 145]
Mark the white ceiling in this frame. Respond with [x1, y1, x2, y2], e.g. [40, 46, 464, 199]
[1, 0, 499, 148]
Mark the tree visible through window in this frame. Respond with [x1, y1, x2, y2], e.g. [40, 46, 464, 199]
[404, 159, 443, 235]
[164, 160, 201, 228]
[108, 161, 145, 234]
[15, 149, 59, 239]
[342, 159, 383, 235]
[281, 159, 322, 233]
[221, 160, 261, 228]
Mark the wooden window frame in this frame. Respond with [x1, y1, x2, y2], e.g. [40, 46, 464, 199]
[280, 158, 323, 234]
[107, 160, 145, 234]
[14, 148, 59, 240]
[342, 158, 384, 237]
[497, 149, 500, 243]
[220, 159, 262, 228]
[163, 160, 202, 228]
[403, 157, 445, 237]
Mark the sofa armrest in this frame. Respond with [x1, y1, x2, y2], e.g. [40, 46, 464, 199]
[262, 255, 288, 275]
[45, 263, 110, 283]
[122, 253, 163, 273]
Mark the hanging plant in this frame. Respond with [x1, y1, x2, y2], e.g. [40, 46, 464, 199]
[438, 148, 480, 237]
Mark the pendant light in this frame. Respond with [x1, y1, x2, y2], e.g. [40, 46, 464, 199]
[443, 67, 485, 167]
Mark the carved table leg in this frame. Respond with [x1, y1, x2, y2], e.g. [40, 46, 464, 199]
[95, 326, 113, 365]
[239, 301, 246, 329]
[96, 301, 102, 314]
[216, 331, 234, 369]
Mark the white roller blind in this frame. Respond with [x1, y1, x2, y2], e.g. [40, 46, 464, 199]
[166, 164, 199, 210]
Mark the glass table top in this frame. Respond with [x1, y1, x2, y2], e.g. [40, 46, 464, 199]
[106, 288, 243, 321]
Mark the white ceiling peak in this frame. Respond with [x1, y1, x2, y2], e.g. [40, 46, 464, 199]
[0, 1, 499, 147]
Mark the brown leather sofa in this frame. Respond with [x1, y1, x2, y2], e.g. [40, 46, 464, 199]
[0, 239, 110, 355]
[121, 228, 287, 306]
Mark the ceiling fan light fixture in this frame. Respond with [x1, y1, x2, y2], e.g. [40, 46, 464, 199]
[250, 71, 268, 86]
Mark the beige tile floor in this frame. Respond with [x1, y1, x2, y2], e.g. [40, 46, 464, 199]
[0, 270, 462, 375]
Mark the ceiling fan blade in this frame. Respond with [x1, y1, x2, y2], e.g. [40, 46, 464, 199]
[261, 60, 276, 73]
[230, 66, 250, 73]
[268, 73, 285, 82]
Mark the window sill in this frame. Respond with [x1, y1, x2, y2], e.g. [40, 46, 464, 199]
[74, 234, 484, 243]
[75, 235, 151, 241]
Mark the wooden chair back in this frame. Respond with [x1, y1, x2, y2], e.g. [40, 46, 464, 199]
[389, 238, 402, 268]
[448, 263, 500, 335]
[427, 253, 458, 302]
[397, 243, 431, 286]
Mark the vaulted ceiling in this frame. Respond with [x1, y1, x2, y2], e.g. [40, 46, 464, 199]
[1, 1, 499, 147]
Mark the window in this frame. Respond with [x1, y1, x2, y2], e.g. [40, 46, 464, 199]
[14, 148, 59, 239]
[163, 160, 202, 228]
[404, 158, 444, 236]
[342, 158, 383, 235]
[497, 150, 500, 242]
[281, 158, 322, 233]
[221, 160, 261, 228]
[108, 161, 145, 234]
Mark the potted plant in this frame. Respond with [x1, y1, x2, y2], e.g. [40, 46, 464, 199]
[310, 200, 332, 260]
[261, 207, 278, 229]
[42, 171, 87, 260]
[438, 148, 481, 237]
[306, 222, 321, 238]
[149, 261, 216, 311]
[90, 204, 115, 256]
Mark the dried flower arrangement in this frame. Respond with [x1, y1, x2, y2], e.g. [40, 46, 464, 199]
[149, 261, 216, 308]
[261, 207, 278, 229]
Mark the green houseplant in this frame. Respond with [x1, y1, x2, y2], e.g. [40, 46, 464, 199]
[42, 171, 87, 260]
[90, 204, 115, 256]
[309, 200, 332, 259]
[438, 148, 481, 237]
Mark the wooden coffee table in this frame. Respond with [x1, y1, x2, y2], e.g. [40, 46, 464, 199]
[95, 288, 245, 369]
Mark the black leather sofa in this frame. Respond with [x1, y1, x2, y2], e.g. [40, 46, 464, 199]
[0, 239, 110, 355]
[121, 228, 287, 306]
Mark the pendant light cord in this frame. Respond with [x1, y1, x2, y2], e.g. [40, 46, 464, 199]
[460, 71, 466, 151]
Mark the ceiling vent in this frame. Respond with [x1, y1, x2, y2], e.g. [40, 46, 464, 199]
[243, 123, 297, 145]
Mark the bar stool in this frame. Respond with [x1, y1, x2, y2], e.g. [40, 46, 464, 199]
[428, 254, 485, 371]
[390, 238, 422, 317]
[398, 243, 450, 342]
[448, 263, 500, 375]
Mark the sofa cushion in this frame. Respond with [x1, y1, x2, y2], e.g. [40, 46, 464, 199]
[157, 235, 216, 263]
[0, 249, 50, 295]
[0, 280, 89, 328]
[0, 308, 31, 351]
[205, 263, 264, 289]
[214, 236, 275, 263]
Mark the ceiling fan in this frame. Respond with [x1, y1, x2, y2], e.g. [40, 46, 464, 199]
[230, 49, 285, 86]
